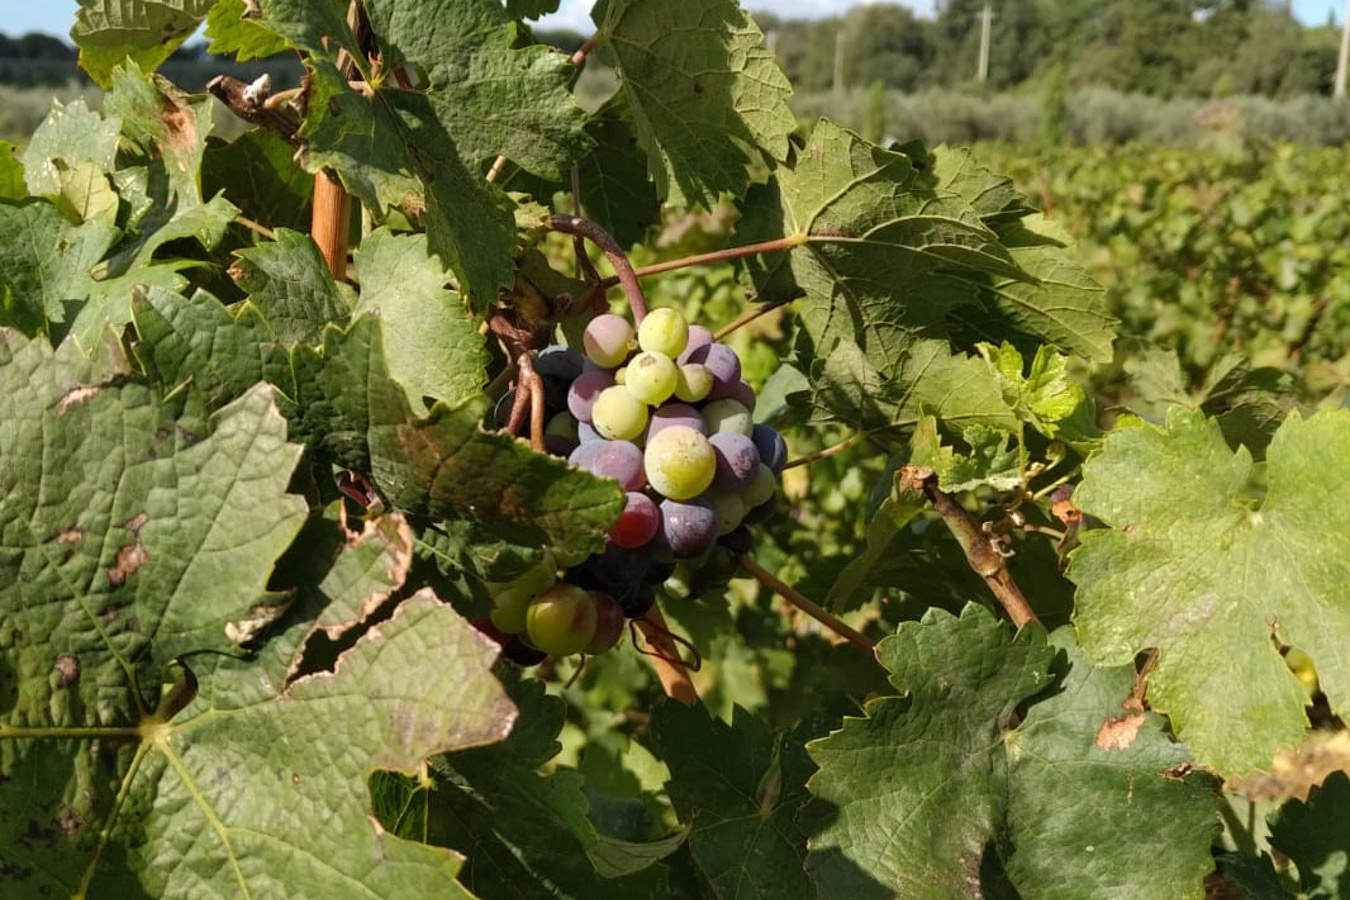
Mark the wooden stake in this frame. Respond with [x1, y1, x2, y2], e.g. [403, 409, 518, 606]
[634, 606, 699, 705]
[311, 170, 351, 280]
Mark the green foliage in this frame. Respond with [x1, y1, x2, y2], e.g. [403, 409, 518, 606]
[0, 2, 1342, 898]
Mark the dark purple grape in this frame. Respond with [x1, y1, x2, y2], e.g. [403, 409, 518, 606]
[709, 432, 760, 492]
[569, 545, 650, 614]
[718, 524, 753, 556]
[644, 558, 676, 585]
[618, 584, 655, 619]
[541, 373, 570, 412]
[591, 440, 645, 490]
[728, 380, 756, 411]
[544, 434, 577, 457]
[742, 493, 778, 526]
[686, 343, 741, 397]
[502, 636, 547, 666]
[568, 369, 614, 423]
[536, 345, 584, 381]
[660, 498, 718, 559]
[751, 424, 788, 473]
[494, 389, 517, 428]
[645, 403, 707, 441]
[690, 546, 738, 595]
[678, 325, 714, 364]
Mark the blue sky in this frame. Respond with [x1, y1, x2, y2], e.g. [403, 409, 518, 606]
[4, 0, 1343, 39]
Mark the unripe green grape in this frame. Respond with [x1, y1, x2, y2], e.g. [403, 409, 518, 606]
[614, 366, 627, 385]
[592, 386, 649, 441]
[637, 307, 689, 358]
[706, 491, 747, 535]
[703, 398, 754, 436]
[624, 351, 679, 405]
[674, 363, 713, 402]
[487, 553, 557, 633]
[526, 584, 598, 656]
[546, 411, 578, 444]
[741, 462, 776, 508]
[644, 425, 716, 500]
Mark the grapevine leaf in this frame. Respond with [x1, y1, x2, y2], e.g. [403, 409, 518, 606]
[1209, 854, 1296, 900]
[352, 228, 487, 411]
[306, 513, 415, 639]
[1067, 408, 1350, 776]
[131, 286, 293, 411]
[594, 0, 795, 207]
[979, 342, 1087, 439]
[0, 200, 119, 336]
[233, 228, 354, 345]
[291, 316, 624, 559]
[910, 416, 1024, 494]
[805, 606, 1215, 900]
[376, 676, 673, 899]
[1002, 631, 1219, 899]
[801, 338, 1017, 441]
[72, 0, 216, 87]
[1268, 770, 1350, 898]
[575, 97, 661, 248]
[204, 0, 290, 60]
[507, 0, 562, 19]
[121, 592, 514, 898]
[0, 141, 24, 200]
[19, 99, 121, 196]
[360, 0, 592, 180]
[924, 143, 1037, 224]
[651, 702, 816, 900]
[202, 128, 315, 234]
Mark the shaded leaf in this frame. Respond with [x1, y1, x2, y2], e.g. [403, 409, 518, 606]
[72, 0, 216, 86]
[1268, 771, 1350, 899]
[202, 128, 315, 234]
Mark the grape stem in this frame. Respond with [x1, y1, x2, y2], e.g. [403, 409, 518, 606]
[518, 353, 547, 453]
[597, 234, 807, 291]
[634, 606, 699, 705]
[547, 214, 650, 322]
[898, 466, 1042, 629]
[740, 556, 878, 656]
[569, 33, 602, 67]
[781, 432, 865, 471]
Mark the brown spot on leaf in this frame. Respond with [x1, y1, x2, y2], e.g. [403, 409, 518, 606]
[124, 512, 149, 534]
[54, 528, 82, 545]
[56, 386, 100, 416]
[55, 807, 85, 837]
[1052, 498, 1082, 526]
[1095, 713, 1146, 752]
[108, 543, 148, 587]
[157, 96, 198, 170]
[53, 655, 79, 688]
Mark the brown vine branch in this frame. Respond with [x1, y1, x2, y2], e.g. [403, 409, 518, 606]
[740, 556, 878, 656]
[634, 606, 699, 705]
[713, 298, 789, 340]
[781, 432, 865, 471]
[546, 214, 650, 322]
[206, 75, 299, 141]
[517, 352, 547, 453]
[569, 33, 601, 67]
[597, 234, 807, 291]
[899, 466, 1041, 629]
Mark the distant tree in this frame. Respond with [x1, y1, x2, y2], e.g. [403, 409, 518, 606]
[839, 4, 935, 92]
[933, 0, 1046, 89]
[15, 33, 75, 60]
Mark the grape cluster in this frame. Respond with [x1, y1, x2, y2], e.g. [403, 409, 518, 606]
[485, 307, 786, 665]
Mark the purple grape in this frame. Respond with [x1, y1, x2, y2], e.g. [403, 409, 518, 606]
[591, 440, 645, 491]
[577, 421, 603, 443]
[568, 441, 604, 471]
[645, 403, 708, 442]
[678, 325, 714, 364]
[728, 380, 756, 411]
[719, 524, 753, 556]
[541, 374, 570, 412]
[752, 424, 788, 473]
[610, 492, 660, 548]
[536, 345, 583, 381]
[660, 498, 718, 559]
[568, 369, 614, 423]
[709, 432, 760, 491]
[568, 544, 651, 616]
[686, 343, 741, 397]
[583, 314, 635, 367]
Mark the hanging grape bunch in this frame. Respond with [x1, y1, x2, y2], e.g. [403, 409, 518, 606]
[487, 306, 787, 665]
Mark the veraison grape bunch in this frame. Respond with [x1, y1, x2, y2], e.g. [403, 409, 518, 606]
[484, 307, 787, 665]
